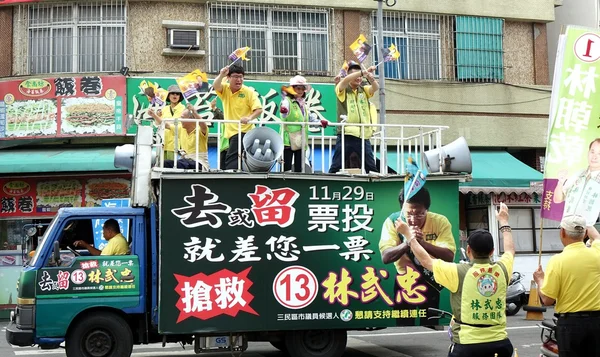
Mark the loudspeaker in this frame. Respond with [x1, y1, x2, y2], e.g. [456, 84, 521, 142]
[423, 136, 472, 174]
[242, 127, 284, 172]
[114, 144, 135, 172]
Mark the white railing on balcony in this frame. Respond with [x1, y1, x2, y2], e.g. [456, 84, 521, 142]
[150, 119, 449, 176]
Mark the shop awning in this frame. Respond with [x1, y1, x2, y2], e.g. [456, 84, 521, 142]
[460, 151, 543, 194]
[0, 147, 126, 174]
[382, 150, 543, 195]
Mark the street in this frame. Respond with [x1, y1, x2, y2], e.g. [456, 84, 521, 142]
[1, 308, 553, 357]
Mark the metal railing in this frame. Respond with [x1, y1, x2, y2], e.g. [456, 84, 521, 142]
[150, 118, 449, 176]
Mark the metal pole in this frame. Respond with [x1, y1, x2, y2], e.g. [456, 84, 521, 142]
[376, 0, 387, 175]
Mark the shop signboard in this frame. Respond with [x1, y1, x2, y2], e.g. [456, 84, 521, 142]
[0, 176, 130, 218]
[0, 75, 126, 140]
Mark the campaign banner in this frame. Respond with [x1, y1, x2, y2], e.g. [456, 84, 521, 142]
[542, 26, 600, 225]
[126, 77, 338, 137]
[158, 177, 462, 333]
[35, 256, 139, 298]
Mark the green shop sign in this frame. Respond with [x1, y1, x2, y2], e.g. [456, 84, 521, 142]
[159, 177, 460, 333]
[126, 77, 339, 136]
[36, 256, 140, 298]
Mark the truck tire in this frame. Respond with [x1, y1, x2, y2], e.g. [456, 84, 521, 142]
[65, 312, 133, 357]
[284, 330, 347, 357]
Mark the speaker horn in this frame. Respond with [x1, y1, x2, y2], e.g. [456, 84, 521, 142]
[242, 127, 285, 172]
[423, 136, 472, 174]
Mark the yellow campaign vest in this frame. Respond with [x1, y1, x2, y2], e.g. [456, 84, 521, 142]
[450, 258, 509, 345]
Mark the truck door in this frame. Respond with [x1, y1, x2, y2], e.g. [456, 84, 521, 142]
[34, 217, 142, 339]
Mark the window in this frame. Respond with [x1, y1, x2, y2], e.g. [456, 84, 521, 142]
[372, 12, 442, 80]
[27, 2, 126, 74]
[209, 3, 330, 75]
[372, 12, 504, 82]
[455, 16, 504, 82]
[497, 207, 561, 254]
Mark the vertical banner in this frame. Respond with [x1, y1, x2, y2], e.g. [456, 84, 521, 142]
[542, 26, 600, 225]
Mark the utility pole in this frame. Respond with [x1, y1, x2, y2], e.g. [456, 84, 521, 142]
[375, 0, 396, 175]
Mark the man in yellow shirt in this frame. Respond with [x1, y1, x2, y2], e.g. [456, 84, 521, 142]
[329, 61, 379, 174]
[379, 187, 456, 325]
[74, 219, 129, 256]
[406, 202, 515, 357]
[213, 64, 263, 170]
[534, 215, 600, 357]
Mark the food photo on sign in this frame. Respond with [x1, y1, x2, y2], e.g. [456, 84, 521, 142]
[61, 98, 116, 135]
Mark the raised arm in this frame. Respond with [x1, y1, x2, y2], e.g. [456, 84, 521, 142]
[496, 203, 515, 256]
[213, 67, 229, 94]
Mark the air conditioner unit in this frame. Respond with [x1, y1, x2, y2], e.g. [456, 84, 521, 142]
[168, 29, 200, 50]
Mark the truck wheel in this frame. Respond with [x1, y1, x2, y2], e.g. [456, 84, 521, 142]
[65, 313, 133, 357]
[285, 330, 347, 357]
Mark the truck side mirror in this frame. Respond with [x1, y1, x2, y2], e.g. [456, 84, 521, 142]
[53, 241, 60, 264]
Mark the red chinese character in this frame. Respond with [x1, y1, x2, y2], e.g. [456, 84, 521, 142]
[247, 185, 299, 227]
[89, 260, 99, 269]
[174, 267, 258, 322]
[57, 271, 70, 290]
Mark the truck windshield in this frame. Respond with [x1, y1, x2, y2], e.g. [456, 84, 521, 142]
[29, 215, 59, 267]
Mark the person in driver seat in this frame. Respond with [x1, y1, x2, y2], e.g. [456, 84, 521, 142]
[73, 219, 128, 256]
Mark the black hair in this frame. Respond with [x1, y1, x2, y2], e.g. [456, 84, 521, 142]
[398, 187, 431, 210]
[229, 64, 245, 76]
[104, 219, 121, 234]
[166, 92, 182, 105]
[467, 229, 494, 258]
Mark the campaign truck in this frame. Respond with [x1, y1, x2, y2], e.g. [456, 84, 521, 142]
[6, 124, 468, 357]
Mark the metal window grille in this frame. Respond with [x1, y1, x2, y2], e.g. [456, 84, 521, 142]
[208, 2, 331, 75]
[372, 12, 505, 83]
[22, 1, 127, 75]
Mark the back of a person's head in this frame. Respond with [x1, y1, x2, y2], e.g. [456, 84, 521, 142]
[467, 229, 494, 258]
[398, 187, 431, 210]
[104, 219, 120, 234]
[229, 64, 245, 76]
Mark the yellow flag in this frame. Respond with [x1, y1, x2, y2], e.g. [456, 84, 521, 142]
[229, 46, 251, 62]
[175, 69, 209, 100]
[349, 34, 372, 63]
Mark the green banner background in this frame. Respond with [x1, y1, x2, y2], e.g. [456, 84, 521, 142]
[126, 78, 339, 136]
[159, 177, 460, 333]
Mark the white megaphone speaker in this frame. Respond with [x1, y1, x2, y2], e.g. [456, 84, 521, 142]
[241, 127, 284, 172]
[423, 136, 472, 173]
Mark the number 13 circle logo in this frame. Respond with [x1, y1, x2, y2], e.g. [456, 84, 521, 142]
[273, 266, 319, 309]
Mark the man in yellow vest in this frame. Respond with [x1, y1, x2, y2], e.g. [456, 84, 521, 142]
[534, 215, 600, 357]
[403, 202, 515, 357]
[329, 61, 379, 174]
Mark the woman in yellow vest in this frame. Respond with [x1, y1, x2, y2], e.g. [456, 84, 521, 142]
[148, 84, 187, 161]
[280, 76, 328, 172]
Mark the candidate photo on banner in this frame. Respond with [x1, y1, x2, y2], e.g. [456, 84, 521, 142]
[542, 26, 600, 226]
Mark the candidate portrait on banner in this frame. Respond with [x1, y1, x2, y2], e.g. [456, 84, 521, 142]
[542, 26, 600, 228]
